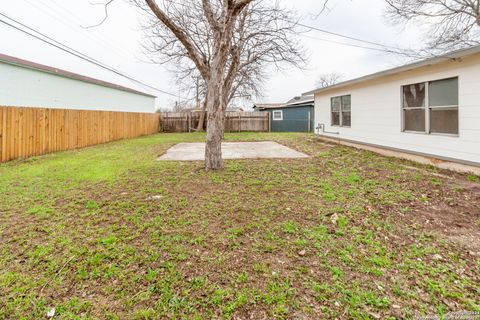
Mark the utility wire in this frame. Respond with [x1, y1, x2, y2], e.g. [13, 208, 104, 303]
[49, 0, 415, 59]
[0, 13, 185, 99]
[294, 21, 442, 60]
[23, 0, 126, 57]
[295, 21, 404, 52]
[299, 33, 424, 59]
[19, 0, 420, 63]
[1, 8, 435, 100]
[297, 24, 451, 60]
[300, 34, 397, 54]
[29, 0, 137, 60]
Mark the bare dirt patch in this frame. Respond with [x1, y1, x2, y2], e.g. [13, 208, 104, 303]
[397, 164, 480, 253]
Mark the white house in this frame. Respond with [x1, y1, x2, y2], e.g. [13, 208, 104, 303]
[0, 53, 156, 113]
[305, 45, 480, 172]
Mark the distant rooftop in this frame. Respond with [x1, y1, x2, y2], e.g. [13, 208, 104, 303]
[253, 103, 283, 110]
[285, 95, 314, 106]
[253, 95, 314, 110]
[0, 53, 156, 98]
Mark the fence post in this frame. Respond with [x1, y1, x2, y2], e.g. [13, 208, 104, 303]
[308, 111, 311, 132]
[268, 112, 271, 132]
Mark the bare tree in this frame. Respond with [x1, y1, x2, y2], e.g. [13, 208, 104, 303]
[385, 0, 480, 51]
[128, 0, 305, 170]
[174, 61, 265, 131]
[315, 72, 344, 88]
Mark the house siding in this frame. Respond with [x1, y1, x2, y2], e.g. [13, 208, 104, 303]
[0, 62, 156, 113]
[314, 53, 480, 165]
[268, 105, 314, 132]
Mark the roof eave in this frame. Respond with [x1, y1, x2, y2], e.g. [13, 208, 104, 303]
[285, 100, 314, 107]
[303, 45, 480, 96]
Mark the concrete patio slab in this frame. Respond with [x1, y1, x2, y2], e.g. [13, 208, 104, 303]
[158, 141, 309, 161]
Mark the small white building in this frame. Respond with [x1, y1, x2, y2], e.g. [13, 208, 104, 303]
[305, 46, 480, 170]
[0, 53, 156, 113]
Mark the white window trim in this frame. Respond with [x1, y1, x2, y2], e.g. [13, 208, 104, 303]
[401, 77, 459, 137]
[272, 110, 283, 121]
[331, 95, 351, 127]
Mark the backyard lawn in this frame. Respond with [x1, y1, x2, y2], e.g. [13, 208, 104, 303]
[0, 132, 479, 319]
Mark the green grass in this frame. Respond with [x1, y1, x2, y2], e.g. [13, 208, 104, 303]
[0, 132, 479, 319]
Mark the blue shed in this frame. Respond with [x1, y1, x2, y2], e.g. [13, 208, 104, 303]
[254, 96, 314, 132]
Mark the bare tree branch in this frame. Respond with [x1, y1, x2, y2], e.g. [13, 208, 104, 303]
[385, 0, 480, 51]
[83, 0, 115, 29]
[142, 0, 209, 77]
[309, 0, 331, 20]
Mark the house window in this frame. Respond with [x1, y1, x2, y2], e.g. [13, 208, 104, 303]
[402, 77, 458, 135]
[429, 77, 459, 134]
[402, 82, 426, 132]
[272, 110, 283, 121]
[331, 95, 351, 127]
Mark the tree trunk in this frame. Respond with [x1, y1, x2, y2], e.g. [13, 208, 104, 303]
[203, 23, 236, 170]
[204, 77, 224, 171]
[205, 110, 224, 170]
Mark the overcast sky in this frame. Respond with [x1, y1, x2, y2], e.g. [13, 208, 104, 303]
[1, 0, 426, 110]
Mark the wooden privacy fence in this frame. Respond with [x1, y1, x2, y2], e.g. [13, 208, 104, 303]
[161, 111, 269, 133]
[0, 106, 161, 163]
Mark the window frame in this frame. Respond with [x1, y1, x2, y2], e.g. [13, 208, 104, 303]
[401, 77, 459, 137]
[401, 82, 427, 134]
[272, 110, 283, 121]
[331, 94, 351, 127]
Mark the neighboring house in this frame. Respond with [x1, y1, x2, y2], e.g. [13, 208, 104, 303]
[253, 96, 314, 132]
[304, 45, 480, 168]
[0, 53, 156, 113]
